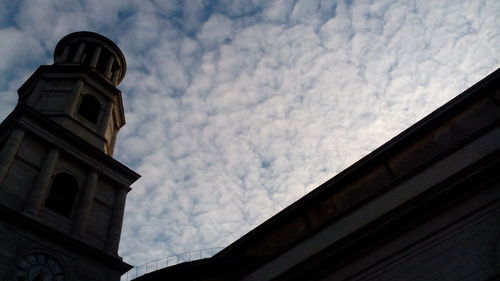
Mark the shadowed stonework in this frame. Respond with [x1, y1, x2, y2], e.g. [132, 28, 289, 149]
[0, 32, 139, 281]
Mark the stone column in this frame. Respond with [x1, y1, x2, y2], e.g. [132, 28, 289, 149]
[71, 171, 98, 237]
[90, 46, 102, 68]
[111, 68, 120, 85]
[24, 148, 59, 216]
[0, 129, 25, 184]
[106, 187, 127, 254]
[56, 46, 70, 63]
[67, 80, 84, 115]
[72, 42, 86, 63]
[99, 101, 113, 136]
[104, 56, 115, 78]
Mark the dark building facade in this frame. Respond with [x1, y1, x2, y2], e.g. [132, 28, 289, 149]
[135, 67, 500, 280]
[0, 32, 139, 281]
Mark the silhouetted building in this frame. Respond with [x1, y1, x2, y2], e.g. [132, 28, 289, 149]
[0, 32, 140, 281]
[135, 70, 500, 279]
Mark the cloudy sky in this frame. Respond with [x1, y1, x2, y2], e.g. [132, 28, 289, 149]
[1, 0, 499, 270]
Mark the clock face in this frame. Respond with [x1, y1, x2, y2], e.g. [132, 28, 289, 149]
[16, 253, 65, 281]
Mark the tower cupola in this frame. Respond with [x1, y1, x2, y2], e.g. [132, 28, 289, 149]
[54, 31, 126, 86]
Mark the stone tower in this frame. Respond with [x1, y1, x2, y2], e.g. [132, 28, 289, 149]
[0, 32, 140, 281]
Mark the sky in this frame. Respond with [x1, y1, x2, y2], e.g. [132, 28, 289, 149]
[1, 0, 499, 270]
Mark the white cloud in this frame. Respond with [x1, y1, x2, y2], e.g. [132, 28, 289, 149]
[0, 0, 499, 272]
[0, 28, 44, 79]
[197, 13, 234, 48]
[0, 27, 46, 120]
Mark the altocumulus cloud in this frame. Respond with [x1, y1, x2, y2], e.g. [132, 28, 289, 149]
[0, 0, 499, 266]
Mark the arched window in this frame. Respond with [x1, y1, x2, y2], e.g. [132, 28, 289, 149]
[77, 95, 101, 124]
[45, 173, 78, 217]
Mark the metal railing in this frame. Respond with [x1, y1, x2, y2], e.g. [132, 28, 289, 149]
[121, 247, 223, 281]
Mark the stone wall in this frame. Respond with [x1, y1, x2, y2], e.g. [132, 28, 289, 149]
[318, 183, 500, 281]
[0, 218, 123, 281]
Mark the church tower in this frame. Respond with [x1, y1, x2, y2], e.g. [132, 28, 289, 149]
[0, 32, 140, 281]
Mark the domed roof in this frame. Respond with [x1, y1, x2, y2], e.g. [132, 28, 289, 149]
[53, 31, 127, 85]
